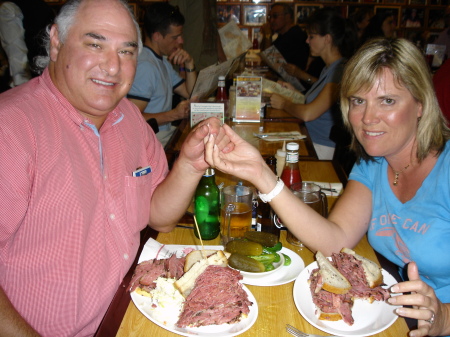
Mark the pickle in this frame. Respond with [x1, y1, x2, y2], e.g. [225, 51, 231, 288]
[264, 241, 282, 252]
[228, 253, 266, 273]
[282, 253, 292, 266]
[225, 239, 263, 256]
[244, 231, 279, 247]
[263, 263, 275, 272]
[248, 253, 276, 264]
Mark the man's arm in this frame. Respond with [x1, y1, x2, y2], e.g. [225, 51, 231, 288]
[0, 286, 40, 337]
[147, 118, 233, 231]
[169, 48, 197, 97]
[128, 98, 190, 126]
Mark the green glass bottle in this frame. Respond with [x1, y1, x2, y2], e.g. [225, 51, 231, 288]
[194, 168, 220, 240]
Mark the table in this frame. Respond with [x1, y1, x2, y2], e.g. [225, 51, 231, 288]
[115, 229, 409, 337]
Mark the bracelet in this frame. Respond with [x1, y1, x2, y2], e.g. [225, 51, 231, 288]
[185, 66, 196, 72]
[306, 77, 311, 83]
[258, 177, 284, 203]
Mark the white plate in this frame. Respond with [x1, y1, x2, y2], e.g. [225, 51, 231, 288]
[132, 241, 258, 336]
[131, 285, 258, 337]
[293, 261, 399, 337]
[240, 247, 305, 286]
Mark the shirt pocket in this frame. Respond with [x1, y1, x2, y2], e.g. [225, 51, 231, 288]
[124, 174, 152, 231]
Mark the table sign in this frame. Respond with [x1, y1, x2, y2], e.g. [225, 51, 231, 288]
[234, 76, 262, 123]
[190, 102, 224, 127]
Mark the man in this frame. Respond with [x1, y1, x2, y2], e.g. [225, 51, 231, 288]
[0, 0, 231, 336]
[260, 3, 309, 72]
[0, 0, 54, 87]
[127, 2, 197, 147]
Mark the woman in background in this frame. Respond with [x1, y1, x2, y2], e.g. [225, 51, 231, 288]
[270, 8, 357, 160]
[360, 10, 396, 45]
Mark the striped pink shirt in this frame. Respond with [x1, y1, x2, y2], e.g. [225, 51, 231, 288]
[0, 69, 168, 336]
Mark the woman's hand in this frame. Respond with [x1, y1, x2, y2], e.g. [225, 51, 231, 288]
[270, 94, 287, 110]
[204, 124, 266, 185]
[388, 262, 450, 337]
[282, 63, 299, 77]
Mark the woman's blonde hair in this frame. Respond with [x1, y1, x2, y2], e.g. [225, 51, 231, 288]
[340, 37, 450, 162]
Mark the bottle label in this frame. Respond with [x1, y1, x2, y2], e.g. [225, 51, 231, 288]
[286, 152, 299, 163]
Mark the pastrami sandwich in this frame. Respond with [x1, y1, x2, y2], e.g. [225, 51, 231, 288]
[309, 248, 390, 325]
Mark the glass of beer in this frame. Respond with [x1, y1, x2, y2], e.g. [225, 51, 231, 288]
[287, 182, 328, 246]
[220, 185, 253, 245]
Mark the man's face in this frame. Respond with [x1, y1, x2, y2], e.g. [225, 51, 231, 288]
[269, 6, 290, 34]
[156, 25, 184, 57]
[49, 0, 139, 127]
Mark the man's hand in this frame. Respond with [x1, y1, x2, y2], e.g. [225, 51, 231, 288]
[388, 262, 450, 337]
[178, 118, 233, 173]
[172, 100, 190, 120]
[168, 47, 193, 68]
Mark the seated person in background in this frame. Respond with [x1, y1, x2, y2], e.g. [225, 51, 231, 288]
[127, 2, 197, 148]
[270, 9, 357, 160]
[0, 0, 54, 87]
[0, 0, 232, 335]
[260, 3, 322, 90]
[205, 38, 450, 337]
[360, 10, 396, 46]
[349, 7, 373, 42]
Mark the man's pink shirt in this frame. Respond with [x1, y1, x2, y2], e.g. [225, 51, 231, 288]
[0, 69, 168, 336]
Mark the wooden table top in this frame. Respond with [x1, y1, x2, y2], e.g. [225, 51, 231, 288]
[115, 228, 409, 337]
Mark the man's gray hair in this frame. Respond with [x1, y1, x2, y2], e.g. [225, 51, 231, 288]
[35, 0, 142, 72]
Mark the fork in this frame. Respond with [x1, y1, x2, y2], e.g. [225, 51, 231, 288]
[286, 324, 339, 337]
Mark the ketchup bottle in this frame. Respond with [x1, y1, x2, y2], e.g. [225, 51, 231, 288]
[216, 76, 228, 101]
[280, 142, 302, 189]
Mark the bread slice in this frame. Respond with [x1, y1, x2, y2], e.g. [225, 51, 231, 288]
[315, 251, 351, 295]
[184, 249, 231, 273]
[317, 308, 343, 321]
[341, 248, 383, 288]
[175, 251, 228, 297]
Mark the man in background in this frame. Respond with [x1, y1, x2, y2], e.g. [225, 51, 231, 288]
[0, 0, 54, 87]
[127, 2, 197, 147]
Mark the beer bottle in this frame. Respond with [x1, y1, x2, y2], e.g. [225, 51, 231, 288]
[194, 168, 220, 240]
[256, 156, 281, 239]
[281, 142, 302, 189]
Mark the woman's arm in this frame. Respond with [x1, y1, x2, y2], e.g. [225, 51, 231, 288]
[204, 124, 372, 255]
[270, 82, 339, 121]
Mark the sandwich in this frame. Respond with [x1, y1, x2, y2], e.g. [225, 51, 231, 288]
[129, 249, 252, 328]
[309, 248, 390, 325]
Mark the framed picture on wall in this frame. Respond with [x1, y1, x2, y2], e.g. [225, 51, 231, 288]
[384, 0, 405, 4]
[295, 4, 323, 25]
[427, 9, 447, 28]
[243, 5, 267, 26]
[409, 0, 426, 4]
[217, 5, 241, 24]
[401, 7, 424, 27]
[375, 6, 401, 28]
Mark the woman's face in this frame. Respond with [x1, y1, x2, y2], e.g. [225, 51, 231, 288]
[348, 68, 422, 160]
[306, 32, 327, 58]
[381, 15, 396, 38]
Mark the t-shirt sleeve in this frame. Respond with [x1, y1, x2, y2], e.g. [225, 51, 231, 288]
[128, 61, 155, 102]
[349, 160, 374, 191]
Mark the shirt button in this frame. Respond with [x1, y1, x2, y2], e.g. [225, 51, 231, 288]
[104, 175, 107, 180]
[110, 213, 115, 220]
[124, 253, 129, 260]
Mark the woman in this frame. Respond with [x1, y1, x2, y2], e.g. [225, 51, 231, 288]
[360, 10, 396, 45]
[205, 38, 450, 337]
[270, 8, 357, 160]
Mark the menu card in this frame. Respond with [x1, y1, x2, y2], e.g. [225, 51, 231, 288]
[219, 21, 252, 60]
[259, 45, 305, 92]
[190, 102, 224, 127]
[234, 76, 262, 123]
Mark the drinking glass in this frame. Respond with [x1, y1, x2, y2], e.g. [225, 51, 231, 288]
[220, 185, 253, 245]
[287, 182, 328, 246]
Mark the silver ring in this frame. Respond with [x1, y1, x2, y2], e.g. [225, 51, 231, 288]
[425, 310, 436, 324]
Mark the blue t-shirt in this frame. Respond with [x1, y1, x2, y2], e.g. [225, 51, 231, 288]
[349, 142, 450, 304]
[128, 46, 184, 131]
[304, 58, 345, 148]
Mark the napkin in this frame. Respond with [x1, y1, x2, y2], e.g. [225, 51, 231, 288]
[304, 181, 343, 196]
[253, 131, 306, 142]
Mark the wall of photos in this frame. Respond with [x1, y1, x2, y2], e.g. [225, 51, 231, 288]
[44, 0, 449, 47]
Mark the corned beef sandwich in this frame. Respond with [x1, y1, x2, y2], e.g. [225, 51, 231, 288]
[309, 248, 390, 325]
[129, 249, 252, 328]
